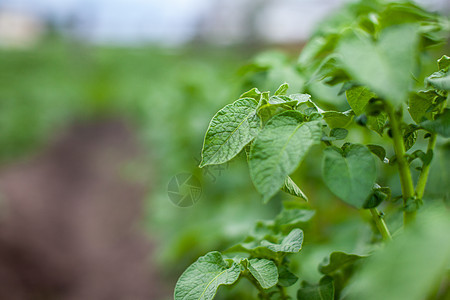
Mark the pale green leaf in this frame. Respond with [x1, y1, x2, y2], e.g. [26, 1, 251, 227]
[174, 251, 241, 300]
[261, 228, 304, 253]
[322, 111, 353, 128]
[274, 83, 289, 96]
[281, 176, 308, 201]
[322, 144, 377, 208]
[337, 25, 419, 105]
[200, 98, 259, 167]
[248, 258, 279, 289]
[426, 70, 450, 91]
[420, 108, 450, 137]
[345, 206, 450, 300]
[250, 111, 322, 202]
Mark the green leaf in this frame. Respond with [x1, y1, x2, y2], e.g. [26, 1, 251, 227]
[322, 111, 353, 128]
[250, 111, 322, 202]
[426, 70, 450, 91]
[322, 144, 377, 208]
[420, 108, 450, 137]
[239, 87, 262, 101]
[403, 124, 418, 151]
[408, 90, 437, 123]
[319, 251, 365, 275]
[275, 208, 315, 228]
[297, 276, 335, 300]
[277, 265, 299, 287]
[274, 83, 289, 96]
[174, 251, 241, 300]
[345, 206, 450, 300]
[363, 186, 390, 209]
[367, 144, 386, 161]
[345, 86, 377, 115]
[261, 228, 304, 253]
[337, 25, 419, 105]
[200, 98, 260, 167]
[226, 229, 304, 259]
[247, 258, 279, 289]
[437, 55, 450, 71]
[330, 128, 348, 140]
[281, 176, 308, 201]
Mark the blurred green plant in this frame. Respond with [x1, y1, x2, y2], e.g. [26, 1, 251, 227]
[175, 0, 450, 299]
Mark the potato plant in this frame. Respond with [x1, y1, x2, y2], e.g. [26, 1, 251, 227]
[175, 1, 450, 299]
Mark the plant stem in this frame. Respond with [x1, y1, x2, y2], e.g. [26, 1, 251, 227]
[369, 208, 392, 241]
[415, 133, 436, 199]
[386, 104, 416, 225]
[415, 99, 446, 200]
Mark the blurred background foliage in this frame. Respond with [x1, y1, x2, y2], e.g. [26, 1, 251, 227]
[0, 0, 449, 299]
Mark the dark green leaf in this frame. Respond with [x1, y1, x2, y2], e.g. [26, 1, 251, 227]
[367, 144, 386, 161]
[297, 276, 335, 300]
[278, 265, 299, 287]
[319, 251, 365, 275]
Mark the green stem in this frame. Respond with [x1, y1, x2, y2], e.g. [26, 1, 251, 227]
[369, 208, 392, 241]
[386, 104, 416, 225]
[277, 285, 288, 300]
[415, 99, 446, 200]
[415, 133, 436, 199]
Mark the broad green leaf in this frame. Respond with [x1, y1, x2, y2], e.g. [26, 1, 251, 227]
[408, 90, 437, 123]
[247, 258, 279, 289]
[337, 25, 419, 105]
[174, 251, 241, 300]
[319, 251, 365, 275]
[278, 265, 299, 287]
[261, 228, 304, 253]
[250, 111, 322, 202]
[200, 98, 259, 167]
[322, 144, 377, 208]
[322, 111, 353, 128]
[345, 206, 450, 300]
[420, 108, 450, 137]
[297, 276, 335, 300]
[281, 176, 308, 201]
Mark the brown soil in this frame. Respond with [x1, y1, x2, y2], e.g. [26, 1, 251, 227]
[0, 120, 169, 300]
